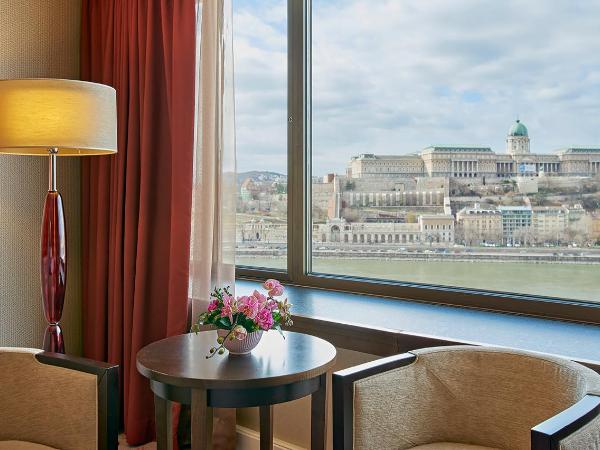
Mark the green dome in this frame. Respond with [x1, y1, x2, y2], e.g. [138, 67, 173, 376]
[508, 119, 528, 137]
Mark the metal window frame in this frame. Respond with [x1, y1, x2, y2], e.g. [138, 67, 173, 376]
[236, 0, 600, 326]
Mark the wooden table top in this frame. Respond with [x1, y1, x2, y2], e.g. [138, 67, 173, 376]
[137, 331, 337, 389]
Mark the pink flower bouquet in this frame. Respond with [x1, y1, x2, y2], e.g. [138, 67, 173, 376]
[191, 279, 292, 357]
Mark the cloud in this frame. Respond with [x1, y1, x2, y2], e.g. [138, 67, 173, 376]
[233, 0, 600, 175]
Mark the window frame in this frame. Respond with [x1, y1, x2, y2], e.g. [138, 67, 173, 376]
[236, 0, 600, 325]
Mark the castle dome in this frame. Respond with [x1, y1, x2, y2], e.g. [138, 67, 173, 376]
[508, 119, 528, 137]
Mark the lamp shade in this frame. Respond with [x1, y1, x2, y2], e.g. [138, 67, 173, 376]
[0, 79, 117, 156]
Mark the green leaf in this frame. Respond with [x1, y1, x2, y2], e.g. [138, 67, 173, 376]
[217, 316, 232, 329]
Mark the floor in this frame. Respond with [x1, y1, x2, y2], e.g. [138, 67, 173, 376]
[118, 434, 157, 449]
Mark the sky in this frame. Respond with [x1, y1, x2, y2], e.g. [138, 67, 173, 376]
[233, 0, 600, 176]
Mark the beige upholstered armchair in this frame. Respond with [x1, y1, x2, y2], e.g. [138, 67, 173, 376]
[0, 347, 119, 450]
[333, 346, 600, 450]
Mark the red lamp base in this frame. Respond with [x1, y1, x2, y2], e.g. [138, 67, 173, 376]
[43, 324, 65, 353]
[41, 189, 67, 353]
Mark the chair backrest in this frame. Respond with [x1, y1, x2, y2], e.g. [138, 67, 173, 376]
[0, 347, 98, 450]
[352, 345, 600, 450]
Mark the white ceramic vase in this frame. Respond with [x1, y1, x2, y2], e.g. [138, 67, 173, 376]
[217, 329, 263, 355]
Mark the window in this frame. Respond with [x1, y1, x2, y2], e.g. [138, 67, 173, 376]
[237, 0, 600, 323]
[309, 0, 600, 306]
[234, 0, 287, 271]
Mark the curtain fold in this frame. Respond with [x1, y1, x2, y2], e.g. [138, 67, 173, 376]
[80, 0, 196, 445]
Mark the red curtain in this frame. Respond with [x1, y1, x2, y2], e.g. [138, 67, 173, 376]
[80, 0, 196, 445]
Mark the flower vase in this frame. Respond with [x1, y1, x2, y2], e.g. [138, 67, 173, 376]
[218, 329, 263, 355]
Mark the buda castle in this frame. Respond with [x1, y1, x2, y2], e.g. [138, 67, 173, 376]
[347, 120, 600, 181]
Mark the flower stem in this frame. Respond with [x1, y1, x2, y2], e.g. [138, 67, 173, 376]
[206, 315, 240, 358]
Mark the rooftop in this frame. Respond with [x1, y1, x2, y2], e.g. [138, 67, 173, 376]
[459, 207, 501, 215]
[352, 153, 422, 160]
[556, 147, 600, 154]
[421, 145, 493, 153]
[498, 206, 532, 212]
[508, 119, 528, 137]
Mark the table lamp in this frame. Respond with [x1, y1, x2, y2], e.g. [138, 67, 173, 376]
[0, 79, 117, 353]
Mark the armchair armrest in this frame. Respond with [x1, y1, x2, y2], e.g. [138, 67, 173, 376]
[36, 352, 119, 450]
[332, 352, 417, 450]
[531, 394, 600, 450]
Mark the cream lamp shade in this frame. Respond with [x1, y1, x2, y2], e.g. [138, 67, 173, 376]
[0, 78, 117, 156]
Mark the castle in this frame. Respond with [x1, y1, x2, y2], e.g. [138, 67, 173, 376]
[347, 120, 600, 180]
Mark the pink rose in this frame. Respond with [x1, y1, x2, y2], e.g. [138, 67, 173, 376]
[256, 308, 274, 331]
[207, 299, 218, 312]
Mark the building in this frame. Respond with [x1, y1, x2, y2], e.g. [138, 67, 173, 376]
[419, 215, 455, 244]
[346, 120, 600, 180]
[313, 218, 422, 245]
[312, 214, 455, 246]
[456, 204, 503, 245]
[237, 219, 286, 244]
[506, 119, 530, 156]
[421, 145, 496, 178]
[531, 207, 568, 243]
[557, 148, 600, 176]
[346, 154, 424, 178]
[344, 190, 445, 208]
[498, 206, 533, 245]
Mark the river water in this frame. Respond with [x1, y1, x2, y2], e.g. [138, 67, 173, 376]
[236, 257, 600, 303]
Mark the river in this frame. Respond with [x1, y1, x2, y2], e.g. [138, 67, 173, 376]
[235, 256, 600, 303]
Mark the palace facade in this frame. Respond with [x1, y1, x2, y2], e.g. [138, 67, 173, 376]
[347, 120, 600, 180]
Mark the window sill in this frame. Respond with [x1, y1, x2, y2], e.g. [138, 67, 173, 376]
[236, 279, 600, 371]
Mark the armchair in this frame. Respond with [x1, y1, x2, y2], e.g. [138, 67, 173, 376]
[333, 345, 600, 450]
[0, 347, 119, 450]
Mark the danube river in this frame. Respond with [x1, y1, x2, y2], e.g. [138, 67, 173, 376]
[235, 256, 600, 303]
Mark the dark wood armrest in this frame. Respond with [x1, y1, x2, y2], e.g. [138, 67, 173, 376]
[531, 394, 600, 450]
[332, 352, 417, 450]
[36, 352, 119, 450]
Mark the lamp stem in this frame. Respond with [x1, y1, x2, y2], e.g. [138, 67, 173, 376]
[48, 147, 58, 192]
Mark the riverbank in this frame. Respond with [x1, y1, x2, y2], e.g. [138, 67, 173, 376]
[235, 255, 600, 303]
[236, 248, 600, 264]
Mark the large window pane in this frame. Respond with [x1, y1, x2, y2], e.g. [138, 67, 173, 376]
[234, 0, 287, 270]
[311, 0, 600, 302]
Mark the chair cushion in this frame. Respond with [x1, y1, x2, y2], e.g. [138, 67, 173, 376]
[0, 349, 97, 449]
[410, 444, 501, 450]
[0, 442, 58, 450]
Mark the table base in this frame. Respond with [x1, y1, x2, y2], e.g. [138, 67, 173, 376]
[151, 373, 328, 450]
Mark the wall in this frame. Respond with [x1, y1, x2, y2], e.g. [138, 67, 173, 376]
[0, 0, 83, 354]
[237, 347, 378, 449]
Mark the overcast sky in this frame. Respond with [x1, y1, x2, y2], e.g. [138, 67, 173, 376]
[233, 0, 600, 176]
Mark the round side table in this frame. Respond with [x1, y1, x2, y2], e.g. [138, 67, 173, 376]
[137, 330, 337, 450]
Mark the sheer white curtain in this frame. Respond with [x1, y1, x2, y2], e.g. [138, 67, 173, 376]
[188, 1, 237, 448]
[190, 0, 237, 318]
